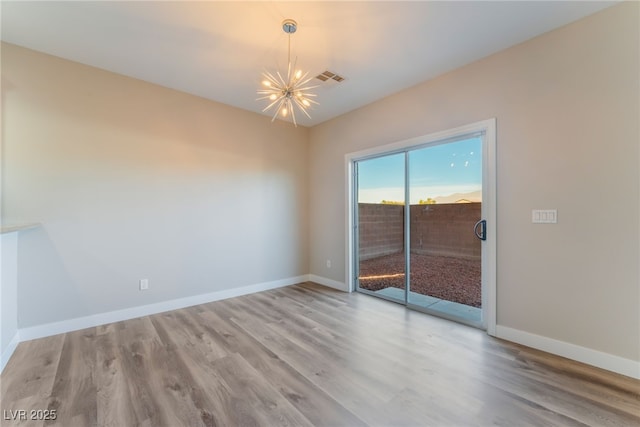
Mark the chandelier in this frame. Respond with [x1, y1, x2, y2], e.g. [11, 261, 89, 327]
[257, 19, 318, 127]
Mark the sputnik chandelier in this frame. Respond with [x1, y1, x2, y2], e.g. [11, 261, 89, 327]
[257, 19, 318, 126]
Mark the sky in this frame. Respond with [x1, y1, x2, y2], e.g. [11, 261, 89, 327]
[357, 137, 482, 204]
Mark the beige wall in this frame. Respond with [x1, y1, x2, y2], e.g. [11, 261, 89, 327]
[309, 3, 639, 362]
[1, 43, 309, 327]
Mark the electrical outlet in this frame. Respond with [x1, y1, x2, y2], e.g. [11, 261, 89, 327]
[326, 259, 331, 269]
[139, 279, 149, 290]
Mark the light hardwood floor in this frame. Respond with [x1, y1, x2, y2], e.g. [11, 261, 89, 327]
[1, 282, 638, 426]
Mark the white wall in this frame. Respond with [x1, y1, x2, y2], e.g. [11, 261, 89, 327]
[309, 2, 639, 368]
[0, 232, 19, 370]
[1, 43, 309, 329]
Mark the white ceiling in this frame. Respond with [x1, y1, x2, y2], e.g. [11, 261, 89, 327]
[1, 1, 616, 127]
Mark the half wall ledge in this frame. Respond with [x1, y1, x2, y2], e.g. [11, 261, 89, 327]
[1, 223, 40, 234]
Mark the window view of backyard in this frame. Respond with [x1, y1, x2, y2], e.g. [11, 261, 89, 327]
[356, 137, 482, 315]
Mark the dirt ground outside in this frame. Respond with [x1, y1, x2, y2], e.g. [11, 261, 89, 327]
[358, 252, 481, 307]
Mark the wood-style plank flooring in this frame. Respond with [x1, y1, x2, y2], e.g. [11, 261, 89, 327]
[1, 282, 639, 426]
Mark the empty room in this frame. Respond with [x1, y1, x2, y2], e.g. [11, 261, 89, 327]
[1, 1, 638, 426]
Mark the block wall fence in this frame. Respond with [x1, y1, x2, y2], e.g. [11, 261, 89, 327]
[358, 202, 481, 261]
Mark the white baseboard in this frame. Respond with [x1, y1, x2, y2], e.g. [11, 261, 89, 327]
[496, 325, 640, 380]
[0, 332, 20, 374]
[18, 275, 308, 343]
[307, 274, 349, 292]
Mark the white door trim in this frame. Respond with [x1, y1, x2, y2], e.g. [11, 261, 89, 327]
[345, 118, 497, 335]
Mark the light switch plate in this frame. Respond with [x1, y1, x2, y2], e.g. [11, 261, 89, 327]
[532, 209, 557, 223]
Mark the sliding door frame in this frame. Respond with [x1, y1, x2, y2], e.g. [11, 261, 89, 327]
[345, 119, 497, 335]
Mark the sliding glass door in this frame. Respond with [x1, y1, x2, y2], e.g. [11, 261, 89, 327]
[354, 133, 486, 327]
[355, 152, 406, 304]
[407, 137, 482, 324]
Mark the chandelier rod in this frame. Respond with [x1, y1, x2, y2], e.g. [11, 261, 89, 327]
[288, 31, 291, 67]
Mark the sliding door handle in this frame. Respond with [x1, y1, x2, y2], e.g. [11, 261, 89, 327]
[474, 219, 487, 241]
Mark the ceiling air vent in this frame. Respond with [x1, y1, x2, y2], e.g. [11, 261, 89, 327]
[316, 70, 345, 83]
